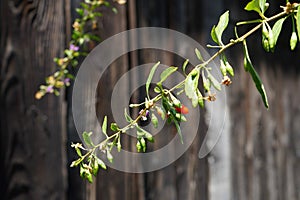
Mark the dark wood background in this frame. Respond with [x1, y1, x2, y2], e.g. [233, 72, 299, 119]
[1, 0, 299, 200]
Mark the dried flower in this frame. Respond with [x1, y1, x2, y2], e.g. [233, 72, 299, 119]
[139, 110, 150, 121]
[221, 75, 232, 86]
[205, 93, 216, 102]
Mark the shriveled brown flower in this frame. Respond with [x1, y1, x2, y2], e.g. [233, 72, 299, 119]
[221, 75, 232, 86]
[204, 93, 216, 102]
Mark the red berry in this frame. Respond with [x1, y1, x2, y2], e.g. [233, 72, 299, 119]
[175, 105, 189, 114]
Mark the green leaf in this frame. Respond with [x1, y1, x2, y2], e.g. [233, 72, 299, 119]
[151, 113, 158, 128]
[102, 116, 108, 137]
[272, 18, 286, 47]
[197, 89, 204, 108]
[182, 59, 189, 75]
[146, 62, 160, 99]
[195, 48, 204, 62]
[82, 131, 94, 147]
[207, 73, 221, 91]
[124, 108, 133, 122]
[210, 26, 218, 44]
[245, 0, 262, 15]
[242, 40, 269, 108]
[214, 10, 230, 45]
[76, 8, 84, 16]
[184, 69, 200, 107]
[259, 0, 266, 13]
[159, 66, 178, 84]
[110, 123, 119, 132]
[297, 6, 300, 40]
[174, 121, 183, 144]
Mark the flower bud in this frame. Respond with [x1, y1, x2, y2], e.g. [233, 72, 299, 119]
[220, 60, 227, 76]
[290, 32, 298, 50]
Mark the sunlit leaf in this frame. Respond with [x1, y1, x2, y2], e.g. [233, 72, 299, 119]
[210, 26, 218, 44]
[259, 0, 266, 13]
[243, 40, 269, 108]
[184, 69, 200, 107]
[124, 108, 133, 122]
[297, 6, 300, 40]
[159, 66, 178, 83]
[102, 116, 108, 137]
[207, 72, 221, 91]
[272, 18, 286, 47]
[146, 62, 160, 98]
[174, 120, 183, 144]
[213, 10, 229, 45]
[182, 59, 189, 75]
[82, 131, 94, 147]
[245, 0, 262, 15]
[195, 48, 204, 62]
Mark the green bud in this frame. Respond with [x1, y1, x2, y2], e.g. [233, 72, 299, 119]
[202, 72, 210, 92]
[262, 38, 270, 52]
[145, 132, 154, 143]
[220, 60, 227, 76]
[268, 29, 275, 51]
[106, 151, 113, 163]
[140, 137, 146, 152]
[91, 157, 99, 176]
[262, 23, 269, 38]
[225, 62, 234, 76]
[136, 140, 142, 152]
[290, 32, 298, 50]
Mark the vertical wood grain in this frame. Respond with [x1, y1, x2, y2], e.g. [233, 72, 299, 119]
[0, 0, 67, 199]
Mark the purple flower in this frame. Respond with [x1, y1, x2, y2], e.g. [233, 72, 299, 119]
[46, 85, 54, 93]
[64, 78, 70, 84]
[139, 110, 150, 121]
[70, 44, 79, 51]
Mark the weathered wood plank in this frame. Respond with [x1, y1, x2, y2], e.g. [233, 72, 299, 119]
[0, 0, 67, 199]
